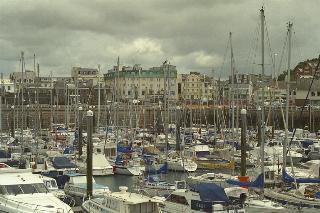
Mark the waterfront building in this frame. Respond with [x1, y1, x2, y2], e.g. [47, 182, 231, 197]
[10, 70, 36, 84]
[71, 67, 102, 86]
[253, 86, 287, 106]
[1, 79, 15, 94]
[179, 72, 213, 102]
[104, 63, 178, 101]
[294, 78, 320, 106]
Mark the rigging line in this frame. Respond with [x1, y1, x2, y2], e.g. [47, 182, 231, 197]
[264, 18, 275, 75]
[250, 20, 261, 75]
[287, 54, 320, 151]
[276, 32, 288, 81]
[218, 36, 230, 78]
[292, 29, 303, 67]
[244, 16, 260, 70]
[248, 18, 261, 73]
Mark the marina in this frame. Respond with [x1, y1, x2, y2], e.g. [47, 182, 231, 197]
[1, 1, 320, 213]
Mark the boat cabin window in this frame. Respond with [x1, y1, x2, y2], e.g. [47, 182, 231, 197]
[5, 185, 23, 195]
[176, 181, 186, 189]
[2, 184, 48, 195]
[20, 184, 37, 194]
[34, 183, 49, 193]
[168, 194, 188, 205]
[128, 202, 156, 213]
[0, 186, 7, 195]
[50, 180, 57, 188]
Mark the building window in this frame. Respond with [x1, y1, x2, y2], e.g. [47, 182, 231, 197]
[128, 91, 131, 95]
[142, 91, 145, 95]
[317, 91, 320, 96]
[7, 86, 10, 90]
[311, 91, 315, 96]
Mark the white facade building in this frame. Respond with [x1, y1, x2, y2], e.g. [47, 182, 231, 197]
[104, 64, 178, 101]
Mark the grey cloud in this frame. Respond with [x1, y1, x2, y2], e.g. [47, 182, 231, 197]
[0, 0, 319, 78]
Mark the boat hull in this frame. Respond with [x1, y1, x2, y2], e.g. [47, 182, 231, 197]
[113, 165, 142, 176]
[92, 167, 114, 176]
[168, 160, 197, 172]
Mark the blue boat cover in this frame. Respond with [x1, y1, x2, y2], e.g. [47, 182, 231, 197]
[301, 139, 314, 148]
[63, 147, 74, 154]
[53, 157, 77, 169]
[226, 174, 264, 188]
[145, 162, 168, 174]
[190, 183, 229, 202]
[117, 143, 133, 153]
[283, 170, 320, 183]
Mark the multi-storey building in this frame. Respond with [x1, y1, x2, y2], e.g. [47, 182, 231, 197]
[179, 72, 213, 101]
[71, 67, 102, 86]
[1, 79, 15, 94]
[104, 63, 178, 101]
[10, 70, 36, 84]
[227, 74, 253, 105]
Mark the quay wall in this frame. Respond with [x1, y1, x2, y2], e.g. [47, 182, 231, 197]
[0, 105, 319, 132]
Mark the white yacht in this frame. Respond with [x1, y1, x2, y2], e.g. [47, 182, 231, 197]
[82, 186, 162, 213]
[0, 168, 73, 213]
[77, 153, 114, 176]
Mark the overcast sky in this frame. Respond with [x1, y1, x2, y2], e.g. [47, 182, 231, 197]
[0, 0, 319, 78]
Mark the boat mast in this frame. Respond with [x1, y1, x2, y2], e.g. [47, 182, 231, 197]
[229, 32, 235, 140]
[260, 7, 266, 193]
[21, 51, 24, 149]
[97, 64, 101, 131]
[163, 61, 169, 160]
[284, 22, 293, 170]
[50, 71, 53, 131]
[115, 57, 120, 146]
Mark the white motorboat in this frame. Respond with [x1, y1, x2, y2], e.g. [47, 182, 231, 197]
[40, 175, 66, 200]
[0, 168, 73, 213]
[82, 186, 162, 213]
